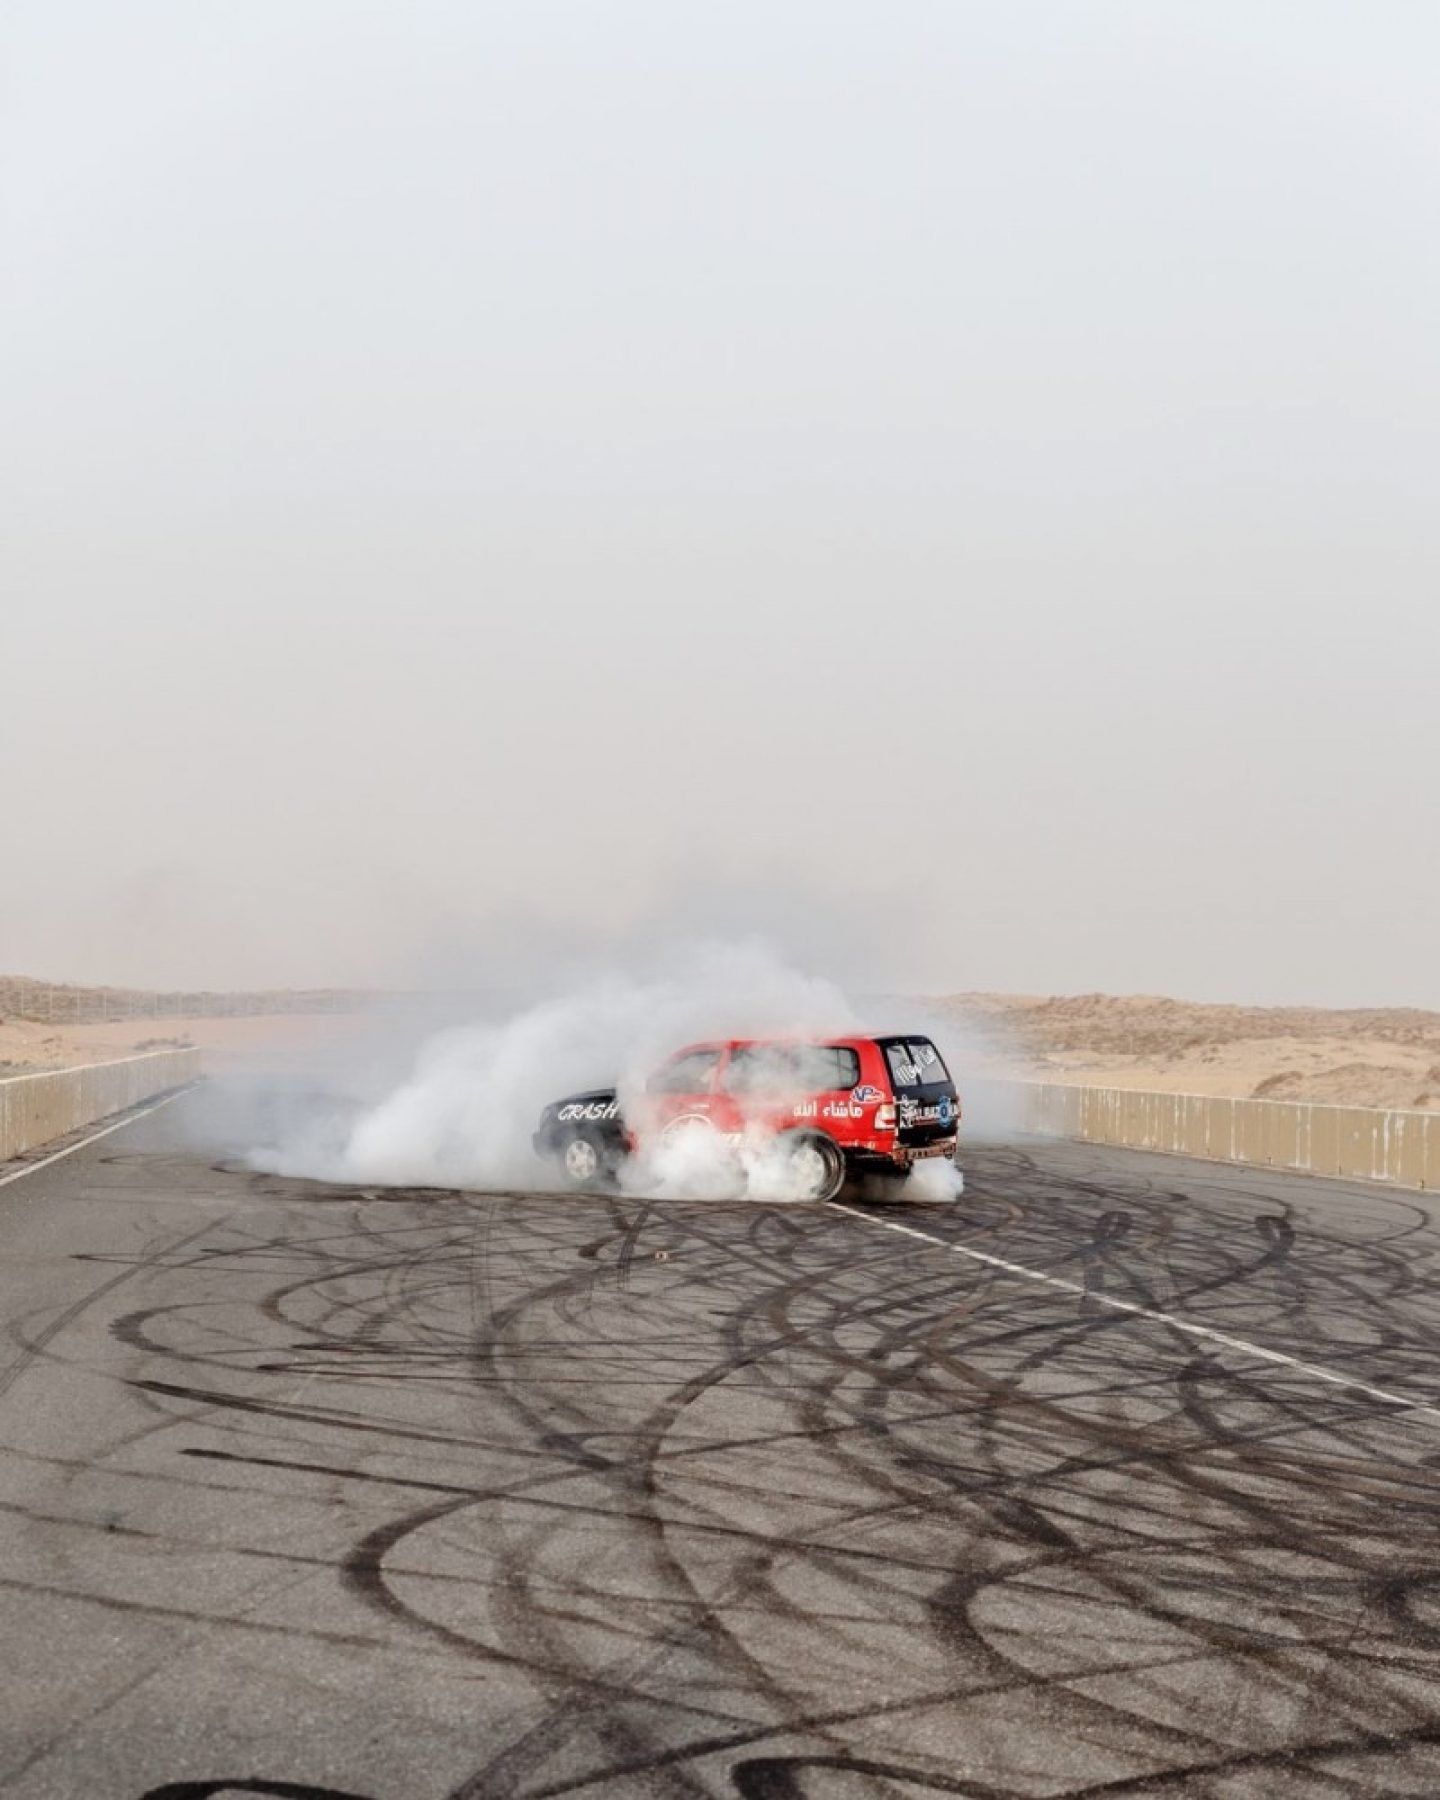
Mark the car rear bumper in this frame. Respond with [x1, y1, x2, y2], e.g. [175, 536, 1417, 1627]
[847, 1137, 958, 1172]
[896, 1137, 959, 1167]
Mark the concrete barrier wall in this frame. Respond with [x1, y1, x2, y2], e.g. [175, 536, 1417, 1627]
[0, 1050, 201, 1164]
[5, 1054, 1433, 1191]
[968, 1077, 1439, 1190]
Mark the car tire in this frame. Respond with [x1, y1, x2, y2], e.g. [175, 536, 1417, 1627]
[855, 1167, 910, 1203]
[558, 1129, 609, 1191]
[777, 1130, 846, 1203]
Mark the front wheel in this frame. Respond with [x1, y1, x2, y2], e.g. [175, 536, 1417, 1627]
[557, 1129, 610, 1191]
[775, 1130, 846, 1203]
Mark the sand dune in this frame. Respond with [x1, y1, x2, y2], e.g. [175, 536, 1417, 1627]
[938, 991, 1440, 1113]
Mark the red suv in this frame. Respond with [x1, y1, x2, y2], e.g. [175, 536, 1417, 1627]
[533, 1034, 960, 1200]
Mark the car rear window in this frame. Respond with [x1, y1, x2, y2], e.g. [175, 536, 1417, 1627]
[726, 1043, 861, 1096]
[883, 1038, 950, 1088]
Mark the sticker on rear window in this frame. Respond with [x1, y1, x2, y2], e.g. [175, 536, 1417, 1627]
[885, 1039, 951, 1087]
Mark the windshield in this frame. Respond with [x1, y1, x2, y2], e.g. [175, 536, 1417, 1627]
[883, 1038, 950, 1089]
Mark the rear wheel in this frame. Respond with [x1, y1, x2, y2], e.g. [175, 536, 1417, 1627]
[854, 1167, 910, 1203]
[777, 1130, 846, 1202]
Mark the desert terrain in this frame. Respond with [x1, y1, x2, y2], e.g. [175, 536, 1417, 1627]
[940, 991, 1440, 1112]
[3, 977, 1439, 1113]
[0, 976, 360, 1078]
[0, 1009, 357, 1079]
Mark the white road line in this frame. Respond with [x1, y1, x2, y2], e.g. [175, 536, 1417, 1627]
[0, 1087, 195, 1191]
[825, 1199, 1440, 1427]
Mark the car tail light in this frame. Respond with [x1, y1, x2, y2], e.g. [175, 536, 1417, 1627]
[874, 1104, 897, 1131]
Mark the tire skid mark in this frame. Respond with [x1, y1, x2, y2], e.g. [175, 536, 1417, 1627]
[19, 1140, 1440, 1798]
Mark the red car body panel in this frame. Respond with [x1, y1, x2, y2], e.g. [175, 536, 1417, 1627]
[627, 1034, 960, 1171]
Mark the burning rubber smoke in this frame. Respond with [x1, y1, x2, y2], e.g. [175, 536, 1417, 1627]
[245, 942, 973, 1202]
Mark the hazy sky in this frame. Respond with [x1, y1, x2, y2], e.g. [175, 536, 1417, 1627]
[3, 2, 1437, 1004]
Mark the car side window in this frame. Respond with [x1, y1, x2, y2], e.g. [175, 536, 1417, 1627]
[826, 1046, 862, 1089]
[723, 1046, 780, 1096]
[649, 1049, 721, 1094]
[725, 1044, 861, 1095]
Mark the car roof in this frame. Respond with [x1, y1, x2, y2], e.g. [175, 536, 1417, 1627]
[664, 1034, 918, 1056]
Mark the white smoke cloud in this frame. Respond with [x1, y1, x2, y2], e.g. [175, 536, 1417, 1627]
[900, 1156, 966, 1203]
[239, 939, 1002, 1200]
[249, 941, 852, 1191]
[618, 1118, 828, 1204]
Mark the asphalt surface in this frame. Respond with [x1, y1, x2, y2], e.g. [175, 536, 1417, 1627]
[4, 1094, 1440, 1799]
